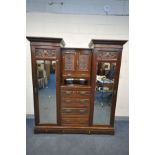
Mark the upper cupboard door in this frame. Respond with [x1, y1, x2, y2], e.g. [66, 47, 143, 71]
[77, 51, 91, 73]
[62, 50, 76, 75]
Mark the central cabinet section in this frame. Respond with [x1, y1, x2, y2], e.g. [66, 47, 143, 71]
[60, 48, 92, 126]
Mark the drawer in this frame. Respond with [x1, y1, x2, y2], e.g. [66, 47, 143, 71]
[76, 90, 90, 96]
[61, 90, 76, 97]
[61, 98, 90, 107]
[61, 90, 75, 97]
[61, 90, 91, 98]
[61, 117, 89, 126]
[61, 107, 89, 117]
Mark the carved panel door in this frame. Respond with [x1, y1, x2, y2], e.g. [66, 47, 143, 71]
[62, 50, 76, 76]
[76, 50, 91, 75]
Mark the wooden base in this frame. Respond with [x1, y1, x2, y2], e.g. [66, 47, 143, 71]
[34, 126, 115, 135]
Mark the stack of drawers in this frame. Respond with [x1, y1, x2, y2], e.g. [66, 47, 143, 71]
[61, 87, 91, 126]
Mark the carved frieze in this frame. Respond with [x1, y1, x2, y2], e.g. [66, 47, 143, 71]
[35, 49, 56, 58]
[97, 51, 118, 61]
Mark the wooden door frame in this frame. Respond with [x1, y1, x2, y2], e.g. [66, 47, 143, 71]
[31, 45, 61, 126]
[90, 49, 123, 127]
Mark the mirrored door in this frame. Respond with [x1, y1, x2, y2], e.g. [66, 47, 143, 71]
[36, 60, 57, 124]
[93, 62, 117, 125]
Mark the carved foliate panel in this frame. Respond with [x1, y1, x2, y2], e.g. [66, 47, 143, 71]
[97, 51, 118, 61]
[78, 55, 89, 71]
[64, 54, 75, 71]
[35, 49, 56, 58]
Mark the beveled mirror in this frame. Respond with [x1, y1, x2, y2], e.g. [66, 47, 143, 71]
[36, 60, 57, 124]
[93, 62, 116, 125]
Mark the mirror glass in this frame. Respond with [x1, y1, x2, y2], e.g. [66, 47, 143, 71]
[93, 62, 116, 125]
[36, 60, 57, 124]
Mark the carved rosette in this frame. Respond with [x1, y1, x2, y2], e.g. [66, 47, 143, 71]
[78, 55, 89, 71]
[97, 52, 118, 61]
[35, 49, 56, 58]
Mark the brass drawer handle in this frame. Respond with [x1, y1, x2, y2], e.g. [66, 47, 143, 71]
[65, 100, 72, 103]
[79, 91, 87, 95]
[65, 91, 72, 95]
[81, 73, 86, 76]
[63, 109, 72, 113]
[67, 74, 71, 76]
[79, 99, 88, 104]
[79, 109, 87, 113]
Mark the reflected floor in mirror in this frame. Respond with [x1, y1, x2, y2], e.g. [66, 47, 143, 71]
[93, 91, 112, 124]
[39, 73, 56, 123]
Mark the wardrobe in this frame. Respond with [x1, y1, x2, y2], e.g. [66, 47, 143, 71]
[27, 37, 127, 134]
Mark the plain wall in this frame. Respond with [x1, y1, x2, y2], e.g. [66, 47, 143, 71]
[26, 13, 129, 116]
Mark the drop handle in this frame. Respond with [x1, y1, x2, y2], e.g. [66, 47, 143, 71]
[65, 91, 72, 95]
[67, 74, 71, 76]
[79, 109, 87, 113]
[79, 91, 87, 95]
[81, 74, 86, 76]
[79, 99, 87, 104]
[65, 100, 71, 103]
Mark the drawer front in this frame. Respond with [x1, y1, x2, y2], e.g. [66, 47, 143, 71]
[61, 108, 89, 117]
[61, 90, 75, 97]
[76, 90, 90, 96]
[61, 90, 91, 98]
[62, 117, 89, 126]
[61, 98, 90, 107]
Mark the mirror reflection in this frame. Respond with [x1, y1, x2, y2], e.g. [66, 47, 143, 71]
[93, 62, 116, 125]
[36, 60, 57, 124]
